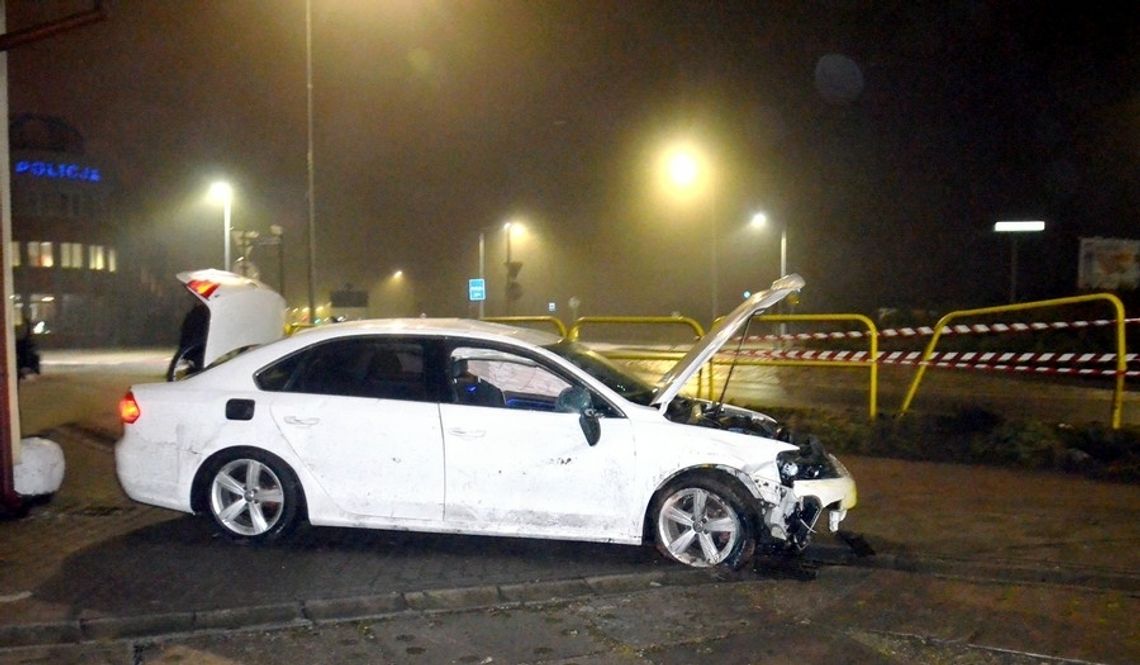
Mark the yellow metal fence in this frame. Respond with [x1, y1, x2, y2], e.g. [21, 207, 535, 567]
[481, 295, 1130, 428]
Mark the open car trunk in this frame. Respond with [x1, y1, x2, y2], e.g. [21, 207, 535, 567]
[168, 269, 286, 380]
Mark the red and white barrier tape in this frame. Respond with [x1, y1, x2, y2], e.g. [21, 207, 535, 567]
[885, 360, 1140, 378]
[745, 317, 1140, 342]
[728, 349, 1139, 377]
[736, 349, 1138, 364]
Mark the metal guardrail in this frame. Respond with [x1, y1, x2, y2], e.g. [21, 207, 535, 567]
[898, 293, 1129, 429]
[482, 316, 568, 338]
[568, 316, 709, 396]
[744, 313, 880, 419]
[566, 316, 705, 342]
[483, 302, 1129, 426]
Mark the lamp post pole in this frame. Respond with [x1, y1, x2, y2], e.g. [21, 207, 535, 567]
[505, 225, 513, 316]
[305, 0, 318, 322]
[710, 199, 718, 323]
[994, 220, 1045, 304]
[222, 197, 232, 270]
[208, 182, 234, 271]
[477, 231, 486, 319]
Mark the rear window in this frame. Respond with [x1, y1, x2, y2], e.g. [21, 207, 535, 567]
[255, 337, 430, 402]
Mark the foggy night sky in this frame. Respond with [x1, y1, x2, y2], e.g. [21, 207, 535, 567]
[6, 1, 1138, 320]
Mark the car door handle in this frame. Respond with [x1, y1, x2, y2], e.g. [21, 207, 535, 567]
[283, 416, 320, 427]
[447, 428, 485, 439]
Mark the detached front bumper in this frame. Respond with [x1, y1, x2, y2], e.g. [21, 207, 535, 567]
[754, 454, 857, 550]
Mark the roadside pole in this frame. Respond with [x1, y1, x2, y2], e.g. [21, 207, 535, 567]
[0, 0, 22, 515]
[0, 1, 107, 515]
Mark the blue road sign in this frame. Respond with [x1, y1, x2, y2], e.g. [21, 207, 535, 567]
[468, 278, 486, 302]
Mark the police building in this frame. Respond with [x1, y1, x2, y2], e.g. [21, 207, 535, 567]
[7, 114, 125, 347]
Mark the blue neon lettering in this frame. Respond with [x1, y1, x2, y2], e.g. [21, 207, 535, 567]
[13, 160, 101, 182]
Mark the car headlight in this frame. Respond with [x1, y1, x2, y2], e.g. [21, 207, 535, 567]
[776, 435, 837, 486]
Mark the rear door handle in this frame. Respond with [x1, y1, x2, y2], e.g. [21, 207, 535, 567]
[283, 416, 320, 427]
[447, 428, 485, 439]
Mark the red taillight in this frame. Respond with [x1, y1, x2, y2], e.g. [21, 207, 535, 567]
[186, 279, 220, 300]
[119, 391, 141, 424]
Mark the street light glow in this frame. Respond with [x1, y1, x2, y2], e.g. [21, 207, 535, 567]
[994, 221, 1045, 232]
[666, 150, 699, 189]
[656, 139, 711, 203]
[207, 181, 233, 204]
[750, 211, 768, 228]
[207, 181, 234, 271]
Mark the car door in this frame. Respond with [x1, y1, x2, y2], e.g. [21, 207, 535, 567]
[260, 336, 445, 521]
[439, 344, 640, 542]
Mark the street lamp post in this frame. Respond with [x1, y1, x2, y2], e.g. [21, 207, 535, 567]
[751, 211, 789, 338]
[305, 0, 318, 323]
[475, 222, 524, 317]
[505, 224, 512, 315]
[503, 221, 524, 316]
[477, 230, 486, 319]
[994, 220, 1045, 303]
[208, 181, 234, 271]
[662, 142, 718, 321]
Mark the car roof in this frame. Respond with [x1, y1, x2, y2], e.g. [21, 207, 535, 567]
[291, 318, 563, 347]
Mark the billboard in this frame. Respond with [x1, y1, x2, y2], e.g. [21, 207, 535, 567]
[1078, 237, 1140, 290]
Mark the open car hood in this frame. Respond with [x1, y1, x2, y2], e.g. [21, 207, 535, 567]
[649, 274, 805, 409]
[177, 269, 287, 368]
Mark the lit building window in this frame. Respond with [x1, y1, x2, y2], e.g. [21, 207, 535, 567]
[89, 245, 106, 271]
[61, 242, 85, 268]
[28, 241, 54, 267]
[108, 248, 117, 273]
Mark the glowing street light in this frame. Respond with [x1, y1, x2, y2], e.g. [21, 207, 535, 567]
[750, 211, 789, 338]
[207, 181, 234, 271]
[658, 139, 718, 320]
[749, 211, 787, 279]
[666, 151, 699, 190]
[994, 220, 1045, 302]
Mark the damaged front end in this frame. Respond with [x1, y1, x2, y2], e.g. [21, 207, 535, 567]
[673, 400, 857, 554]
[760, 433, 856, 553]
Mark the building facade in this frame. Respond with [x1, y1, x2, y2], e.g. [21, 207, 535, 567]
[7, 114, 124, 347]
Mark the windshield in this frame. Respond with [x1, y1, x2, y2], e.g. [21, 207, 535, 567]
[543, 340, 657, 406]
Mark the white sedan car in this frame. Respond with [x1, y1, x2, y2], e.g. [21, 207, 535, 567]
[116, 272, 856, 569]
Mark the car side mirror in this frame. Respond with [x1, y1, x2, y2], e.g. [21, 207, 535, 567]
[557, 386, 601, 446]
[579, 411, 601, 447]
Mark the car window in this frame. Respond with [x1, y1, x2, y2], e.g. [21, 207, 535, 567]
[257, 337, 429, 402]
[447, 346, 575, 411]
[542, 340, 656, 405]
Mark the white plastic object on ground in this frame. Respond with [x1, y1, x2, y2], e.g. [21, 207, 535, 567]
[13, 437, 65, 496]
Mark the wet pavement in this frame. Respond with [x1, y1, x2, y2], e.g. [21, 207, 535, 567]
[1, 424, 1138, 663]
[2, 350, 1138, 663]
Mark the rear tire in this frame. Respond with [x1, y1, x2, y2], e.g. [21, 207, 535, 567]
[651, 475, 755, 569]
[202, 449, 302, 542]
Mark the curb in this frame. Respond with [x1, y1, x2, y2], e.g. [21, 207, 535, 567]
[3, 547, 1136, 649]
[0, 569, 716, 649]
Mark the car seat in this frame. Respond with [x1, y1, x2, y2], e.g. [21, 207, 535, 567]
[450, 358, 505, 408]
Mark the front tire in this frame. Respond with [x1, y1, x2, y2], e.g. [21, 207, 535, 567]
[204, 450, 301, 542]
[651, 476, 755, 569]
